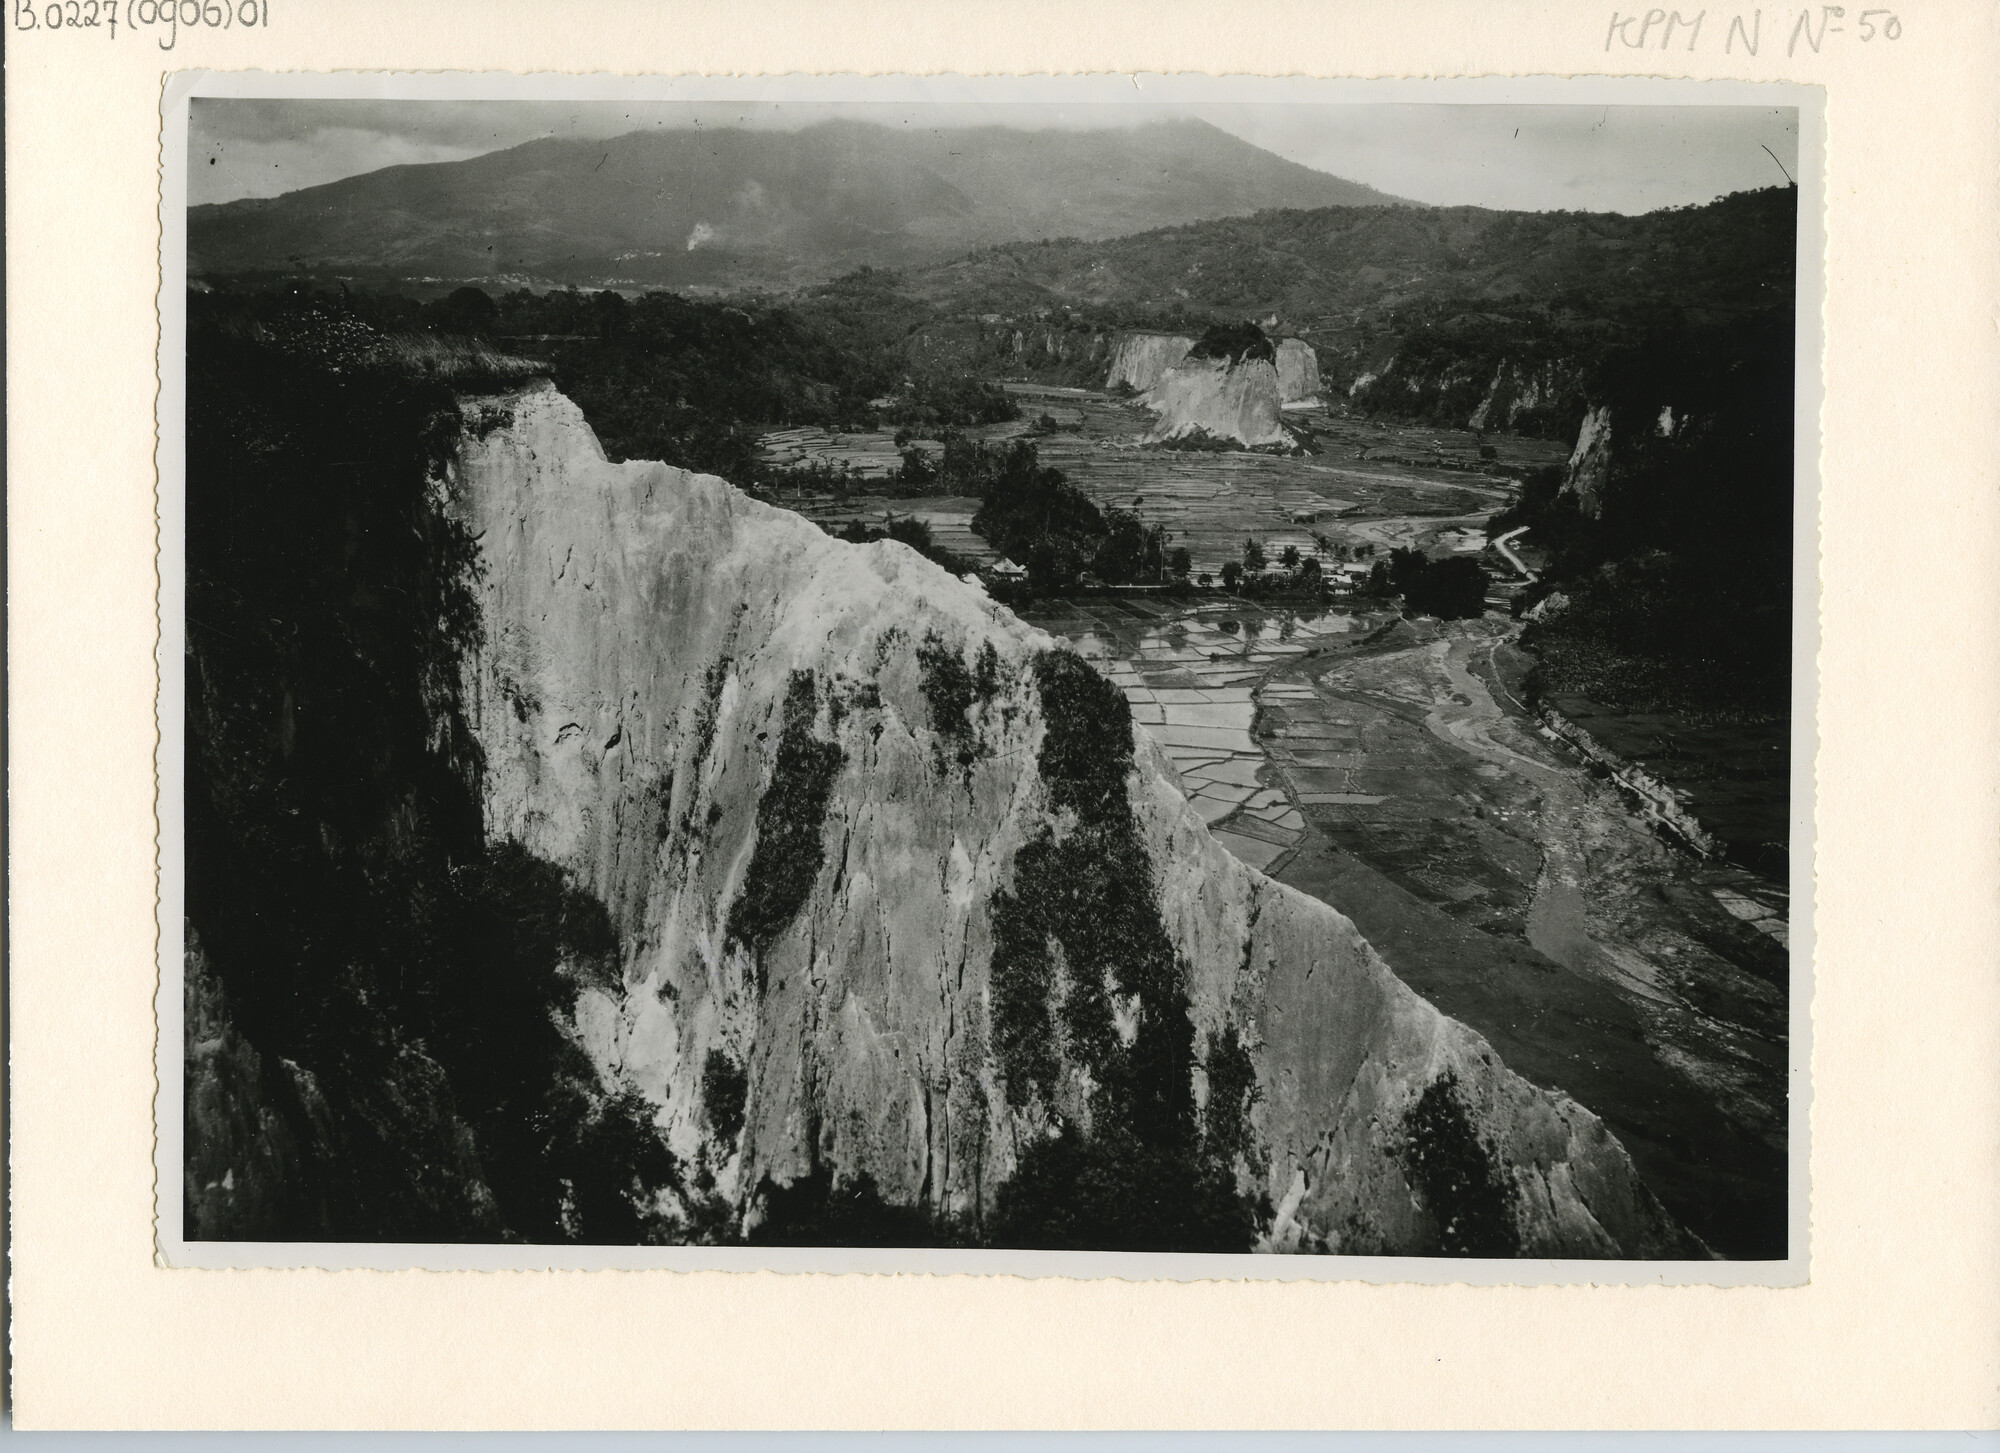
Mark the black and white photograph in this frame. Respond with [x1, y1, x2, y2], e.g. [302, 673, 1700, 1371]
[161, 76, 1812, 1272]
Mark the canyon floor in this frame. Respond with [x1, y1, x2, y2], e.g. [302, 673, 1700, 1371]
[1019, 596, 1790, 1257]
[764, 384, 1793, 1257]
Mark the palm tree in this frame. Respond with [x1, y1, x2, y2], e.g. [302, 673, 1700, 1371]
[1280, 544, 1302, 575]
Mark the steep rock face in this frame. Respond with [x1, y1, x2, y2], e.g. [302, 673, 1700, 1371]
[905, 320, 1111, 389]
[448, 380, 1696, 1256]
[1467, 359, 1586, 433]
[1141, 356, 1290, 448]
[1274, 339, 1321, 402]
[1563, 404, 1614, 518]
[1009, 328, 1109, 366]
[1106, 332, 1194, 392]
[1342, 348, 1587, 438]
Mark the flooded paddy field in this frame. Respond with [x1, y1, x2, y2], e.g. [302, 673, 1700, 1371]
[1018, 597, 1375, 871]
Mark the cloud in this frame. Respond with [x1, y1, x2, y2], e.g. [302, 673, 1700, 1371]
[188, 123, 489, 205]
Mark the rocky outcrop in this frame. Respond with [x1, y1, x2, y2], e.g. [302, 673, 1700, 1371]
[1563, 403, 1614, 518]
[1140, 355, 1290, 448]
[1106, 331, 1194, 392]
[445, 380, 1699, 1257]
[1275, 339, 1321, 402]
[1343, 348, 1588, 438]
[1110, 331, 1317, 408]
[1467, 359, 1585, 433]
[903, 319, 1112, 389]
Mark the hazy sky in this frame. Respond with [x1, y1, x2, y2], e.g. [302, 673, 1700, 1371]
[190, 99, 1800, 216]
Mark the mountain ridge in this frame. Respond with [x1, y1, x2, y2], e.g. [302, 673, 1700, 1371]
[189, 117, 1416, 291]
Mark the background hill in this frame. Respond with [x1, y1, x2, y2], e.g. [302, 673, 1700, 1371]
[897, 186, 1796, 430]
[904, 186, 1794, 332]
[188, 118, 1412, 293]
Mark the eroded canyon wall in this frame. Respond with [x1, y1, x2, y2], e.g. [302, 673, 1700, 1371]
[1274, 339, 1321, 403]
[446, 380, 1698, 1256]
[1140, 356, 1291, 449]
[1106, 331, 1195, 392]
[1563, 403, 1614, 518]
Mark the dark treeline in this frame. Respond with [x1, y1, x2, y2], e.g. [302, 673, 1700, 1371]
[183, 295, 694, 1243]
[1368, 548, 1490, 620]
[266, 269, 1020, 483]
[1492, 312, 1795, 719]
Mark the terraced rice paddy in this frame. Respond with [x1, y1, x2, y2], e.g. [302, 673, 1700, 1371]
[761, 385, 1569, 578]
[1017, 597, 1375, 870]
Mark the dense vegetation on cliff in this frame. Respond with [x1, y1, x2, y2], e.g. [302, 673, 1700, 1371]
[184, 295, 683, 1241]
[985, 650, 1264, 1251]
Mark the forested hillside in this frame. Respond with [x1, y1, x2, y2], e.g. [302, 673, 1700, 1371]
[904, 186, 1794, 329]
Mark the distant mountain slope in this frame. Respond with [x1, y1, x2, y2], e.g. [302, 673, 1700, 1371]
[188, 118, 1413, 290]
[903, 186, 1796, 330]
[898, 186, 1796, 437]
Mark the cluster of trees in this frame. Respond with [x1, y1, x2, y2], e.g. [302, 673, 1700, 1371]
[823, 513, 971, 577]
[284, 274, 1020, 485]
[1186, 319, 1277, 365]
[963, 440, 1115, 588]
[1198, 531, 1488, 617]
[1367, 547, 1490, 620]
[879, 373, 1021, 432]
[1211, 535, 1392, 599]
[1218, 537, 1315, 595]
[901, 437, 1182, 591]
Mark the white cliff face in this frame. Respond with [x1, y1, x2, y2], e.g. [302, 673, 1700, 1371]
[446, 380, 1695, 1256]
[1106, 331, 1194, 392]
[1564, 404, 1614, 518]
[1466, 359, 1579, 432]
[1141, 356, 1291, 449]
[1274, 339, 1321, 403]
